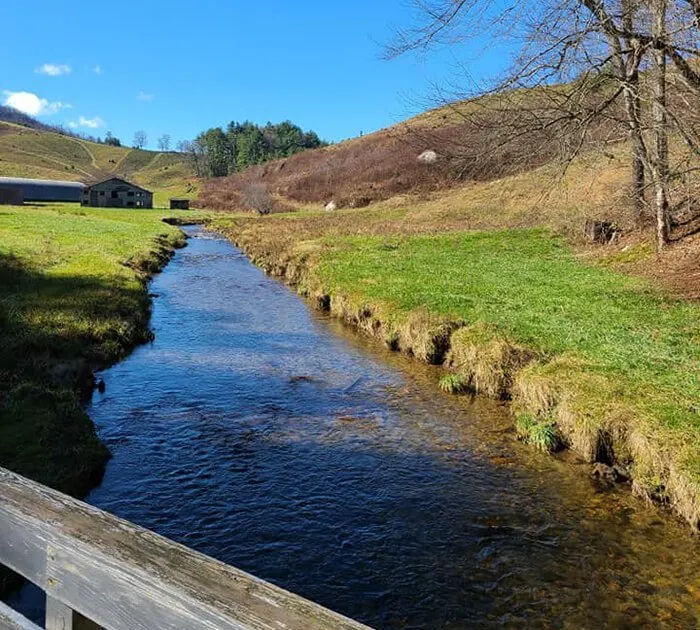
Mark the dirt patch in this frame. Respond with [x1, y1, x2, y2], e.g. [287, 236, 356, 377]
[638, 232, 700, 300]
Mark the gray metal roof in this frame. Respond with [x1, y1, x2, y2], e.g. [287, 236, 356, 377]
[0, 177, 85, 189]
[84, 177, 151, 193]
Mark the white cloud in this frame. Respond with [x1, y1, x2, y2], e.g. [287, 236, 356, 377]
[2, 90, 72, 116]
[68, 116, 105, 129]
[35, 63, 72, 77]
[93, 65, 102, 75]
[137, 91, 154, 101]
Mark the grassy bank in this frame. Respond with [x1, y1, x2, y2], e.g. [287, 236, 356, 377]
[0, 203, 201, 497]
[211, 213, 700, 530]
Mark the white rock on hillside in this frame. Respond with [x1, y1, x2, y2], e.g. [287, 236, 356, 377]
[324, 201, 337, 212]
[417, 150, 439, 164]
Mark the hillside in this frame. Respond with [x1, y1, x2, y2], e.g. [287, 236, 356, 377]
[197, 109, 541, 212]
[198, 95, 700, 300]
[0, 121, 197, 206]
[196, 91, 621, 213]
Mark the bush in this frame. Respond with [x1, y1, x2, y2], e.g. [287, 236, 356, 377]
[243, 183, 273, 215]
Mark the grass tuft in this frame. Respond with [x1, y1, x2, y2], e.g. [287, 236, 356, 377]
[515, 413, 561, 453]
[439, 373, 470, 394]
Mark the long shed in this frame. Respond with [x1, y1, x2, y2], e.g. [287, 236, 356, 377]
[0, 186, 23, 205]
[81, 178, 153, 208]
[170, 198, 190, 210]
[0, 177, 85, 202]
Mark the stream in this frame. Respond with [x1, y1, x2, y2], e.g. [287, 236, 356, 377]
[11, 227, 700, 628]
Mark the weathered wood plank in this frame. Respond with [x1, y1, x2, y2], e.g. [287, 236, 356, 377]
[0, 467, 372, 630]
[0, 601, 42, 630]
[46, 596, 75, 630]
[45, 598, 101, 630]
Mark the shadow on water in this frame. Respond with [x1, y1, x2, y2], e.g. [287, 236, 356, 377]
[8, 228, 700, 629]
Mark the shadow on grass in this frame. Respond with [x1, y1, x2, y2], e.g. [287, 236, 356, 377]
[0, 251, 160, 495]
[0, 252, 165, 594]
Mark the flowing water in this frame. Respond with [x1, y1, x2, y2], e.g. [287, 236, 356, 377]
[10, 228, 700, 628]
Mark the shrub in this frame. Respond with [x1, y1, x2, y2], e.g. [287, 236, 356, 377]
[243, 183, 273, 215]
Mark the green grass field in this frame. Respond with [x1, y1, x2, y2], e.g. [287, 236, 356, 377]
[318, 231, 697, 392]
[0, 204, 201, 496]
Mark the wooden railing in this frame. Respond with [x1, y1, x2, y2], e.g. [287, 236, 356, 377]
[0, 467, 372, 630]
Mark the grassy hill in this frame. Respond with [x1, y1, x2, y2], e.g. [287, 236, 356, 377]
[0, 121, 198, 206]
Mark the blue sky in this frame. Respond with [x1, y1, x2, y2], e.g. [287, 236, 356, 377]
[1, 1, 508, 147]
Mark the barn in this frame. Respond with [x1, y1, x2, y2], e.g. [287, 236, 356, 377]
[81, 178, 153, 209]
[0, 177, 85, 202]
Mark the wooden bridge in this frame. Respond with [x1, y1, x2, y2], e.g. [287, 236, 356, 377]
[0, 467, 371, 630]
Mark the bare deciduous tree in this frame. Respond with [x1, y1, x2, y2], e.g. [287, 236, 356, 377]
[133, 130, 147, 150]
[157, 134, 171, 152]
[177, 139, 208, 177]
[389, 0, 700, 251]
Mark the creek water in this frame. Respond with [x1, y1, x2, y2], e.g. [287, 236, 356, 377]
[10, 227, 700, 628]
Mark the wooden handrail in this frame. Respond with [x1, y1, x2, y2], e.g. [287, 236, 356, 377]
[0, 467, 372, 630]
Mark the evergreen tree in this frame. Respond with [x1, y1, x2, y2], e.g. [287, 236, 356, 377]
[193, 119, 327, 176]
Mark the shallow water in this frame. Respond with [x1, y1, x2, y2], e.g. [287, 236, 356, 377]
[10, 228, 700, 628]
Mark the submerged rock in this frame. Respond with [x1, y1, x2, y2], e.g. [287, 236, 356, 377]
[289, 375, 314, 384]
[591, 462, 630, 484]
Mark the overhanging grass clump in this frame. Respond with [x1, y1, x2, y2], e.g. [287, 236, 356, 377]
[445, 325, 537, 399]
[0, 204, 197, 496]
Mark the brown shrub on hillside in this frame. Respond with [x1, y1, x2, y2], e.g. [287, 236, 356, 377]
[242, 183, 273, 215]
[197, 88, 626, 213]
[197, 119, 570, 212]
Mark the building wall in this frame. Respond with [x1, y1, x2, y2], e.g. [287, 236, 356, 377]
[82, 180, 153, 209]
[0, 178, 84, 202]
[0, 187, 23, 205]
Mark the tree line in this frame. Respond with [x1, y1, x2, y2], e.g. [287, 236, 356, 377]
[177, 120, 327, 178]
[391, 0, 700, 251]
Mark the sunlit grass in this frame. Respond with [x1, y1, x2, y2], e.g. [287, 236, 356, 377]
[316, 229, 699, 431]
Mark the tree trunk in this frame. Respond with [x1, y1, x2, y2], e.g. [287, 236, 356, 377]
[623, 64, 648, 221]
[650, 0, 671, 252]
[621, 0, 647, 220]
